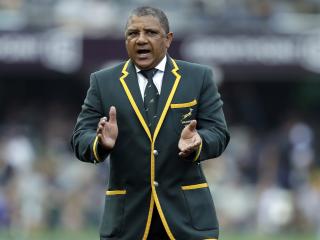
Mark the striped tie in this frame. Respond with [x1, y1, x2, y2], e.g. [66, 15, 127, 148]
[140, 68, 159, 131]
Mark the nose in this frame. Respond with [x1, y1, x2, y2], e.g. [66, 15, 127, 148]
[136, 32, 147, 44]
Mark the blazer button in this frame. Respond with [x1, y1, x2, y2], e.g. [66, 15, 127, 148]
[153, 149, 158, 156]
[154, 181, 159, 187]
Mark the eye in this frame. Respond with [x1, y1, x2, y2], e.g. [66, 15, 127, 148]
[127, 31, 138, 38]
[146, 30, 158, 36]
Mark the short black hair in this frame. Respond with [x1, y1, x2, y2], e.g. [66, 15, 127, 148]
[126, 6, 170, 34]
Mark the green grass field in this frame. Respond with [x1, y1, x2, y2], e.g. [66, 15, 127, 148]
[0, 229, 317, 240]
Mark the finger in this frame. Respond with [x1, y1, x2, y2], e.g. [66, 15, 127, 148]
[191, 139, 201, 148]
[187, 120, 197, 131]
[109, 106, 117, 124]
[179, 150, 191, 158]
[178, 143, 188, 152]
[180, 141, 198, 152]
[98, 120, 106, 128]
[186, 146, 195, 153]
[180, 146, 193, 154]
[179, 151, 187, 157]
[97, 118, 107, 133]
[99, 117, 107, 123]
[98, 117, 107, 128]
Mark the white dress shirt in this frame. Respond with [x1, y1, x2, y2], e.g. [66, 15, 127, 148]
[135, 55, 167, 100]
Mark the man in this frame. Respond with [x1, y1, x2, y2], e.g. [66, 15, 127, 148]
[71, 6, 230, 240]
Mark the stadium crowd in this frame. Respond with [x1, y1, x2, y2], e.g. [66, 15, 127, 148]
[0, 85, 319, 237]
[0, 0, 320, 35]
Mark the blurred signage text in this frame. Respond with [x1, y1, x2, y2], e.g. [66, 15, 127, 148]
[0, 30, 82, 73]
[181, 34, 320, 74]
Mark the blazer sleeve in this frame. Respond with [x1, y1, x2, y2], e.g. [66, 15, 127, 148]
[196, 67, 230, 161]
[71, 73, 110, 163]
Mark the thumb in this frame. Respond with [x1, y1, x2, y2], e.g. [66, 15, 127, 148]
[108, 106, 117, 124]
[187, 120, 197, 131]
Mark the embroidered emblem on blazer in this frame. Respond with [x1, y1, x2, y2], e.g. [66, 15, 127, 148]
[181, 108, 193, 125]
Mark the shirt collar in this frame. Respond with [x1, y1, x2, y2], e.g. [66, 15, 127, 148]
[135, 55, 167, 73]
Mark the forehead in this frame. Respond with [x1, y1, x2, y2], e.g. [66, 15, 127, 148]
[126, 15, 163, 30]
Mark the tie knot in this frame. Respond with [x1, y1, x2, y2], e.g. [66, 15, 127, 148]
[140, 68, 157, 80]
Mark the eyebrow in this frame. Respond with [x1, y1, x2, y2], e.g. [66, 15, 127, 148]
[125, 26, 165, 38]
[127, 26, 159, 31]
[144, 28, 161, 33]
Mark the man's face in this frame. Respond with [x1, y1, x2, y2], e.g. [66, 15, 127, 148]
[125, 15, 173, 70]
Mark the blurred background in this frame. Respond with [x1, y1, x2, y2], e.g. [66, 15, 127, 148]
[0, 0, 320, 239]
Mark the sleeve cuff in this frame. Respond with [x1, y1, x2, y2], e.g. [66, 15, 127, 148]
[93, 136, 101, 163]
[193, 141, 203, 162]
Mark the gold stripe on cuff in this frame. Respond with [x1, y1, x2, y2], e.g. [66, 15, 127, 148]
[93, 136, 101, 162]
[193, 141, 202, 162]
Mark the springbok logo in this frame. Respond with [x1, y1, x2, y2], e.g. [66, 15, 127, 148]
[181, 108, 193, 125]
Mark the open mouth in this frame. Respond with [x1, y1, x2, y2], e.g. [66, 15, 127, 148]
[137, 49, 151, 55]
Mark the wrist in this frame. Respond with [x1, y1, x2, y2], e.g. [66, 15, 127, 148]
[93, 136, 111, 163]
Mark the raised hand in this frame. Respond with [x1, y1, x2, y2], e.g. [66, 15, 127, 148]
[97, 106, 118, 150]
[178, 120, 202, 158]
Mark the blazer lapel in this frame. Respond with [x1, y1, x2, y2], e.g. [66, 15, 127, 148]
[120, 60, 151, 141]
[125, 61, 148, 120]
[156, 58, 176, 121]
[119, 58, 181, 142]
[153, 57, 181, 141]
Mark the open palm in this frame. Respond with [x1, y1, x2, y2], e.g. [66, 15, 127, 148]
[97, 106, 118, 150]
[178, 120, 202, 158]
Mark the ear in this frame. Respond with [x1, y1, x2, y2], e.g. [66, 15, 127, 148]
[165, 32, 173, 48]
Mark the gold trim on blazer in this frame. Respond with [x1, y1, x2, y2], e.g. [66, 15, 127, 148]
[150, 58, 180, 240]
[193, 141, 202, 162]
[120, 60, 152, 142]
[120, 58, 181, 240]
[170, 99, 197, 109]
[93, 136, 101, 162]
[142, 195, 155, 239]
[181, 183, 208, 191]
[106, 190, 127, 195]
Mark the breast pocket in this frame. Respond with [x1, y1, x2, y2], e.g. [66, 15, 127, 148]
[100, 189, 126, 238]
[170, 99, 198, 135]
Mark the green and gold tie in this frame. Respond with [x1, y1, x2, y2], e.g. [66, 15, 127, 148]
[140, 68, 159, 131]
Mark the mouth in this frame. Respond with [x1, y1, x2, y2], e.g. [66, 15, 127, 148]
[136, 49, 151, 58]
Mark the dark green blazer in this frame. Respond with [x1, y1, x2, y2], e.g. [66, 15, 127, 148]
[71, 57, 230, 240]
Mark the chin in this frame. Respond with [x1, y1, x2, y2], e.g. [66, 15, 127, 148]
[135, 59, 154, 69]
